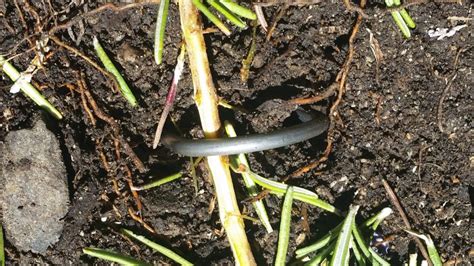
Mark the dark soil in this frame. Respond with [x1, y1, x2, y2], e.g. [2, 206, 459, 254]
[0, 0, 472, 265]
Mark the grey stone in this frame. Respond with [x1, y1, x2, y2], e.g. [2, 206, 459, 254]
[0, 120, 69, 254]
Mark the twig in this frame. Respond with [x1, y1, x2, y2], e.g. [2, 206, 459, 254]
[381, 179, 432, 265]
[265, 4, 289, 41]
[289, 83, 338, 105]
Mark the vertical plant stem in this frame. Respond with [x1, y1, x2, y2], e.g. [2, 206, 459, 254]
[178, 1, 256, 265]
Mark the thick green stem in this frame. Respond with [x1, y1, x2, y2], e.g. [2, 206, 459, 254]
[179, 1, 256, 265]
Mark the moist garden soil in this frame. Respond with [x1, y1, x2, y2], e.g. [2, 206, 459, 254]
[0, 0, 472, 265]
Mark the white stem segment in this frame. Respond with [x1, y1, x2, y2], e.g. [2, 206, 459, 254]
[178, 1, 256, 265]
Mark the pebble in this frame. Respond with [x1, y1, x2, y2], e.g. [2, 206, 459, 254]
[0, 120, 69, 254]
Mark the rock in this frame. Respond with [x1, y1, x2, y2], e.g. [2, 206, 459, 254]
[0, 120, 69, 254]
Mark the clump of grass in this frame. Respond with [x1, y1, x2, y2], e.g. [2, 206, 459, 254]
[296, 207, 393, 265]
[93, 36, 138, 107]
[0, 55, 63, 119]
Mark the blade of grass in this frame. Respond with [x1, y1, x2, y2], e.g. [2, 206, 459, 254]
[351, 238, 367, 266]
[220, 0, 256, 20]
[352, 221, 390, 265]
[224, 121, 273, 233]
[179, 0, 256, 264]
[230, 163, 338, 214]
[1, 224, 4, 266]
[296, 223, 343, 258]
[329, 205, 359, 266]
[405, 230, 443, 266]
[93, 36, 138, 106]
[393, 0, 416, 28]
[153, 44, 186, 148]
[83, 247, 150, 266]
[192, 0, 231, 35]
[305, 241, 336, 266]
[208, 0, 246, 28]
[0, 55, 63, 119]
[274, 186, 294, 266]
[131, 172, 182, 191]
[154, 0, 171, 64]
[121, 229, 193, 266]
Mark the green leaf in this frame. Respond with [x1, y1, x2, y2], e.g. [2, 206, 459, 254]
[132, 172, 182, 191]
[1, 224, 5, 266]
[154, 0, 171, 64]
[274, 186, 294, 266]
[329, 205, 359, 266]
[83, 247, 150, 265]
[121, 229, 193, 266]
[93, 36, 138, 106]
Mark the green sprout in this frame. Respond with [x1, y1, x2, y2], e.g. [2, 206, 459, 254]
[93, 36, 138, 107]
[84, 228, 193, 266]
[385, 0, 416, 38]
[83, 247, 149, 265]
[296, 207, 393, 265]
[274, 186, 294, 266]
[131, 172, 182, 191]
[121, 229, 193, 266]
[0, 55, 63, 119]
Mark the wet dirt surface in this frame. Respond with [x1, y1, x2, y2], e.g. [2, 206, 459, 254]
[0, 0, 472, 265]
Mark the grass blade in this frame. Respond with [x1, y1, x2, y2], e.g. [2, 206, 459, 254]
[131, 172, 182, 191]
[329, 205, 359, 266]
[83, 247, 150, 265]
[274, 186, 294, 266]
[0, 55, 63, 119]
[93, 36, 138, 106]
[405, 230, 443, 266]
[1, 224, 4, 266]
[154, 0, 171, 64]
[122, 229, 193, 266]
[224, 121, 273, 233]
[208, 0, 246, 28]
[220, 0, 256, 20]
[230, 163, 338, 214]
[296, 223, 342, 258]
[305, 241, 335, 266]
[192, 0, 231, 35]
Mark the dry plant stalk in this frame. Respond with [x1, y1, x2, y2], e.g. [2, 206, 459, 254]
[179, 1, 256, 265]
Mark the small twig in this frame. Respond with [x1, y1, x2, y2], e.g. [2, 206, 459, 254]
[265, 4, 289, 41]
[128, 207, 156, 234]
[375, 95, 383, 126]
[381, 179, 432, 265]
